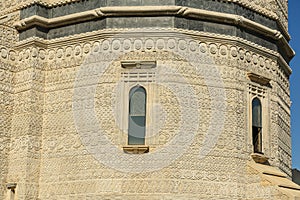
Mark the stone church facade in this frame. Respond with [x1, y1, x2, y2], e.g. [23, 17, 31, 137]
[0, 0, 300, 199]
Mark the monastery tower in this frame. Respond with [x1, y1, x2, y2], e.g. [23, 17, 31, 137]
[0, 0, 299, 199]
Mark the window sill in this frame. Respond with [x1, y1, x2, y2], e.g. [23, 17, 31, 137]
[251, 153, 269, 164]
[123, 145, 149, 154]
[6, 183, 17, 190]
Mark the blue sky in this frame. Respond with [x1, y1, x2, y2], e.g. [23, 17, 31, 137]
[289, 0, 300, 169]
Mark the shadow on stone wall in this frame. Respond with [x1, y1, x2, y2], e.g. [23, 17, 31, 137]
[292, 169, 300, 185]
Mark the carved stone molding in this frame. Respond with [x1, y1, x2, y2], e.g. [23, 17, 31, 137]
[121, 60, 156, 69]
[1, 0, 287, 28]
[247, 72, 271, 86]
[13, 6, 290, 44]
[0, 28, 291, 88]
[16, 30, 292, 76]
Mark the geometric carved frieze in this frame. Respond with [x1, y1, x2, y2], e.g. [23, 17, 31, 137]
[4, 27, 290, 85]
[14, 6, 293, 62]
[121, 72, 155, 83]
[248, 83, 267, 98]
[8, 32, 290, 80]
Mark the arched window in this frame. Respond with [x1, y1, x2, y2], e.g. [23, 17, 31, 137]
[252, 97, 262, 153]
[128, 86, 146, 145]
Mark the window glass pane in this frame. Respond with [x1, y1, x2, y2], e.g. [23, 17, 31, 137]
[253, 127, 262, 153]
[128, 86, 146, 145]
[129, 87, 146, 116]
[252, 98, 262, 127]
[128, 116, 146, 145]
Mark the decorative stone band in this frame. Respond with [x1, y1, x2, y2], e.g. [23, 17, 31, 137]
[13, 6, 294, 60]
[2, 27, 292, 77]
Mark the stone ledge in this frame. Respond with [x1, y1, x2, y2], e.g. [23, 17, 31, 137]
[121, 61, 156, 69]
[6, 183, 17, 190]
[123, 145, 149, 154]
[248, 162, 300, 198]
[251, 152, 269, 164]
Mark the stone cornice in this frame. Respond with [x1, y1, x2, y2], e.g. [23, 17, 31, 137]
[16, 10, 99, 29]
[14, 6, 182, 30]
[13, 6, 295, 60]
[4, 0, 280, 21]
[0, 0, 289, 33]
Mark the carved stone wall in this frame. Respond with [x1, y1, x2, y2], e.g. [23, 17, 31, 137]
[2, 44, 44, 199]
[0, 0, 297, 199]
[0, 59, 14, 200]
[0, 8, 19, 200]
[0, 27, 296, 198]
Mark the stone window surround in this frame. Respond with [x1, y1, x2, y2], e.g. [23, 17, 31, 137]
[121, 60, 156, 154]
[248, 74, 270, 164]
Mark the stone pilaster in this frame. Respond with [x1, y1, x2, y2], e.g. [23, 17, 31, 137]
[6, 45, 45, 200]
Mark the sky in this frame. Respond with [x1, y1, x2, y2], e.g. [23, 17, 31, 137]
[289, 0, 300, 169]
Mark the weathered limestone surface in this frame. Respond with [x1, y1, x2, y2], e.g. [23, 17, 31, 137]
[0, 0, 298, 199]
